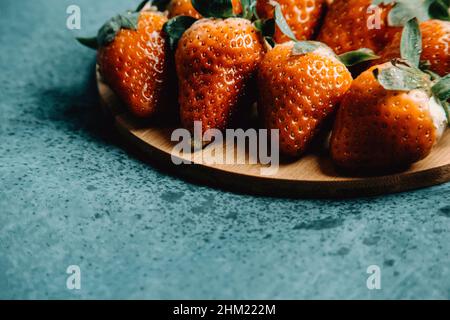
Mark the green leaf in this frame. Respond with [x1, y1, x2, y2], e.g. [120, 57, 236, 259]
[135, 0, 150, 12]
[388, 0, 434, 26]
[338, 48, 380, 67]
[253, 19, 263, 32]
[269, 0, 297, 41]
[429, 0, 450, 20]
[253, 18, 275, 38]
[97, 12, 140, 47]
[76, 36, 98, 50]
[163, 16, 198, 51]
[240, 0, 256, 19]
[97, 16, 122, 46]
[119, 12, 140, 29]
[400, 18, 422, 67]
[422, 66, 441, 81]
[443, 101, 450, 124]
[76, 2, 149, 50]
[374, 64, 431, 92]
[433, 97, 450, 124]
[292, 41, 332, 56]
[432, 74, 450, 102]
[419, 59, 442, 80]
[192, 0, 234, 18]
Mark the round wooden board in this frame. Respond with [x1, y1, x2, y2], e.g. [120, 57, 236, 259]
[97, 72, 450, 198]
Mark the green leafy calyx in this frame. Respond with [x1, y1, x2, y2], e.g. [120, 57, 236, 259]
[76, 0, 159, 50]
[371, 0, 439, 27]
[432, 74, 450, 101]
[374, 18, 450, 123]
[269, 0, 297, 41]
[191, 0, 235, 19]
[163, 1, 283, 52]
[375, 18, 429, 92]
[400, 18, 422, 67]
[163, 16, 198, 51]
[291, 41, 379, 67]
[374, 60, 432, 91]
[338, 49, 380, 67]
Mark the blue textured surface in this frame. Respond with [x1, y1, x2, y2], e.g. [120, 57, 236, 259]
[0, 0, 449, 300]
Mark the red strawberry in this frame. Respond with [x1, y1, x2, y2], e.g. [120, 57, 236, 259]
[317, 0, 404, 54]
[78, 5, 170, 118]
[168, 0, 202, 19]
[331, 63, 448, 170]
[377, 19, 450, 77]
[176, 18, 265, 134]
[331, 19, 450, 170]
[256, 0, 326, 43]
[258, 41, 379, 157]
[164, 0, 268, 138]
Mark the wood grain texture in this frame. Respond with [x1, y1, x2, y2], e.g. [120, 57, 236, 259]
[97, 71, 450, 198]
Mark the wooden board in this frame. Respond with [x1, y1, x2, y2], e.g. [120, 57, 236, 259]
[97, 72, 450, 198]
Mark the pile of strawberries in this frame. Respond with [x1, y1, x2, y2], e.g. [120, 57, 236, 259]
[79, 0, 450, 172]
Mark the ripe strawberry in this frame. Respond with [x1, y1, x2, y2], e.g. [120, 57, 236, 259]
[258, 41, 379, 157]
[78, 4, 170, 118]
[376, 19, 450, 76]
[168, 0, 202, 19]
[256, 0, 326, 43]
[176, 18, 264, 134]
[168, 0, 242, 19]
[330, 19, 450, 171]
[317, 0, 405, 55]
[331, 63, 448, 170]
[164, 0, 269, 138]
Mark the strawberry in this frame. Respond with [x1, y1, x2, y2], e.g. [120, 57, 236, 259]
[168, 0, 202, 18]
[168, 0, 243, 19]
[77, 2, 170, 118]
[164, 0, 270, 138]
[316, 0, 436, 55]
[256, 0, 326, 43]
[330, 19, 450, 171]
[258, 41, 378, 157]
[176, 18, 264, 135]
[376, 19, 450, 76]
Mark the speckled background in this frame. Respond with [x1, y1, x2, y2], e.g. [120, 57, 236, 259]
[0, 0, 449, 300]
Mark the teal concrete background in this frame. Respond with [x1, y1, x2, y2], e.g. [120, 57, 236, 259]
[0, 0, 449, 299]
